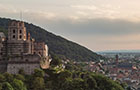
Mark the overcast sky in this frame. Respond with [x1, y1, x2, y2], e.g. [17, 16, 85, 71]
[1, 0, 140, 51]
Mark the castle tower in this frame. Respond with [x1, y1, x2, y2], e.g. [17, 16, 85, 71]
[8, 21, 26, 41]
[6, 21, 33, 55]
[116, 55, 119, 65]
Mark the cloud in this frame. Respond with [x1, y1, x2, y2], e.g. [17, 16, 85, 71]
[70, 4, 121, 20]
[0, 4, 17, 13]
[24, 11, 57, 20]
[1, 1, 140, 51]
[43, 18, 140, 36]
[71, 5, 97, 10]
[35, 17, 140, 51]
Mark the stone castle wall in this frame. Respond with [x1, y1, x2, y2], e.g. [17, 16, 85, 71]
[7, 54, 41, 74]
[0, 21, 50, 74]
[7, 61, 40, 74]
[6, 40, 33, 55]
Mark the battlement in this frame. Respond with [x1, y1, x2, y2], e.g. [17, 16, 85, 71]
[8, 21, 25, 28]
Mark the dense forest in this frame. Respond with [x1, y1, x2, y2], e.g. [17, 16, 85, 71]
[0, 17, 105, 61]
[0, 55, 126, 90]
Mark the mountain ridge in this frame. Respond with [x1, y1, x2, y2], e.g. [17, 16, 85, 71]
[0, 17, 105, 61]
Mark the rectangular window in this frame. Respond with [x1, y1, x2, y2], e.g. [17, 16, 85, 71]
[13, 30, 15, 33]
[19, 35, 22, 39]
[20, 30, 22, 33]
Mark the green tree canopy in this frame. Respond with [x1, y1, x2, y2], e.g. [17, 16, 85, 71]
[32, 77, 45, 90]
[33, 69, 45, 78]
[3, 73, 13, 83]
[11, 79, 27, 90]
[2, 82, 13, 90]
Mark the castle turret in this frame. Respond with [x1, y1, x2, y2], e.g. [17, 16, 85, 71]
[27, 33, 31, 41]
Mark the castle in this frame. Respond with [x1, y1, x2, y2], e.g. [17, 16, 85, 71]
[0, 21, 50, 74]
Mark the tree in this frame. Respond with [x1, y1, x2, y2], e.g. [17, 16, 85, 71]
[121, 82, 128, 89]
[50, 54, 62, 67]
[0, 74, 5, 82]
[93, 74, 124, 90]
[14, 74, 25, 82]
[11, 79, 27, 90]
[18, 69, 25, 75]
[58, 70, 72, 81]
[61, 78, 85, 90]
[2, 82, 14, 90]
[0, 83, 2, 90]
[86, 77, 97, 90]
[24, 75, 33, 90]
[32, 77, 45, 90]
[33, 69, 45, 78]
[3, 73, 13, 82]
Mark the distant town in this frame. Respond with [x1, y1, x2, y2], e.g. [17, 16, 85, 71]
[71, 52, 140, 90]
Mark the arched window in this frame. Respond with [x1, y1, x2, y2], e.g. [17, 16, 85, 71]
[13, 35, 15, 38]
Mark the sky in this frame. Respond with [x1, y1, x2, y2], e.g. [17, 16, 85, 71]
[0, 0, 140, 51]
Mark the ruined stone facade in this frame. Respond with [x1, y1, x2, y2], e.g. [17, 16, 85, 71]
[0, 21, 50, 74]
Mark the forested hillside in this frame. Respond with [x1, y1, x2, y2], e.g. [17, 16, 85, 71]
[0, 18, 105, 61]
[0, 55, 125, 90]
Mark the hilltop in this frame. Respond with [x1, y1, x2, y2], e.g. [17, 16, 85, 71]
[0, 17, 104, 61]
